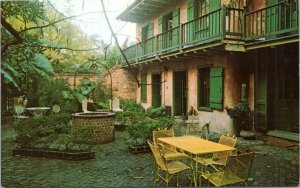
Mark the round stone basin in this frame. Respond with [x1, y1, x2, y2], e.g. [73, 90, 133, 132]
[71, 112, 115, 144]
[72, 112, 115, 118]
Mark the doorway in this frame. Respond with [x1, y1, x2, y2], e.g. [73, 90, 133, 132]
[151, 74, 161, 108]
[173, 71, 187, 116]
[274, 44, 299, 133]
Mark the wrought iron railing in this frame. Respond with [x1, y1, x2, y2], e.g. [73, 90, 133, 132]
[156, 26, 180, 53]
[122, 2, 299, 64]
[245, 0, 299, 40]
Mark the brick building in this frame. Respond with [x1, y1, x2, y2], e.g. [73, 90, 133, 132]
[117, 0, 299, 139]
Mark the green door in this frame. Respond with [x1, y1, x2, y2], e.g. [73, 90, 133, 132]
[254, 49, 268, 132]
[173, 71, 187, 116]
[152, 74, 161, 108]
[275, 45, 299, 133]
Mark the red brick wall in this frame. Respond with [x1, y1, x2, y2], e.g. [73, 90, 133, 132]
[102, 65, 137, 100]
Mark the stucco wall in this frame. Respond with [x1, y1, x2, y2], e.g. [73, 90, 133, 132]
[135, 53, 252, 135]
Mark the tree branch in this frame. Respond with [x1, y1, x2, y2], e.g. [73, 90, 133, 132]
[35, 45, 103, 52]
[1, 16, 23, 56]
[18, 11, 103, 34]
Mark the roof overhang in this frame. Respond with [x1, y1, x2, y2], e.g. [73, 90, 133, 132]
[116, 0, 174, 23]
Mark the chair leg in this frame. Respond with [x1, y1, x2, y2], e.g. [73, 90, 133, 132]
[165, 173, 169, 187]
[153, 168, 160, 187]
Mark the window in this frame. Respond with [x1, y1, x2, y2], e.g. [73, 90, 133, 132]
[141, 74, 147, 103]
[141, 25, 149, 41]
[198, 67, 223, 111]
[141, 23, 153, 41]
[158, 9, 180, 50]
[198, 67, 210, 107]
[196, 0, 209, 17]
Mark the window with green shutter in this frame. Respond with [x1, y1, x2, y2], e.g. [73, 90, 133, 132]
[187, 0, 195, 43]
[209, 67, 223, 110]
[141, 74, 147, 103]
[172, 8, 180, 47]
[198, 66, 223, 111]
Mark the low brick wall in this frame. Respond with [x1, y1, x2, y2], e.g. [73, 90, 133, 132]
[71, 112, 115, 144]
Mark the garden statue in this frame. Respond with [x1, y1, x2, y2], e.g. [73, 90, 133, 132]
[82, 98, 93, 112]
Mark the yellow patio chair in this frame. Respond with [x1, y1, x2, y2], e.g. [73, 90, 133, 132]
[193, 135, 237, 171]
[200, 152, 255, 187]
[148, 140, 191, 187]
[152, 129, 188, 161]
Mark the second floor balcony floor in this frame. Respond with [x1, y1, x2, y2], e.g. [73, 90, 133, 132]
[119, 0, 299, 65]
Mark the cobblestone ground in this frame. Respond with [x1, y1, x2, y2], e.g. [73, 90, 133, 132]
[1, 122, 299, 187]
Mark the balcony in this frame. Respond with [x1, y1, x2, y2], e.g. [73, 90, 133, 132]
[121, 2, 299, 64]
[245, 1, 299, 41]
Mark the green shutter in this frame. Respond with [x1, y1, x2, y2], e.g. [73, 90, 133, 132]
[209, 67, 223, 110]
[172, 8, 180, 27]
[209, 0, 220, 36]
[172, 8, 180, 47]
[209, 0, 220, 12]
[147, 22, 154, 38]
[146, 23, 154, 54]
[141, 74, 147, 103]
[158, 17, 163, 50]
[266, 0, 279, 37]
[187, 0, 195, 21]
[158, 16, 163, 33]
[187, 0, 195, 43]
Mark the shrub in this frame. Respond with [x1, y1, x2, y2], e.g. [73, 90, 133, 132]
[126, 114, 157, 145]
[120, 99, 145, 112]
[13, 113, 72, 149]
[146, 107, 166, 117]
[35, 78, 79, 113]
[226, 100, 252, 131]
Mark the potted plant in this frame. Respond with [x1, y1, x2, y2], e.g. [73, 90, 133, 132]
[126, 114, 156, 154]
[225, 100, 255, 139]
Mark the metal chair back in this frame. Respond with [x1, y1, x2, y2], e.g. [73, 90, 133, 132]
[148, 140, 167, 171]
[152, 129, 175, 145]
[211, 135, 237, 165]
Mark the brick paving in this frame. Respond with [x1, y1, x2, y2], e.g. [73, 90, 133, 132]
[1, 122, 299, 187]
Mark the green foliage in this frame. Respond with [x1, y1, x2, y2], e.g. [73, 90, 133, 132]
[120, 99, 145, 113]
[154, 117, 174, 130]
[13, 113, 71, 149]
[121, 106, 174, 145]
[126, 114, 157, 145]
[35, 78, 78, 113]
[62, 77, 96, 104]
[146, 107, 166, 117]
[226, 100, 252, 131]
[13, 113, 98, 151]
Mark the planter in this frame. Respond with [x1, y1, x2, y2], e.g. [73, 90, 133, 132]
[12, 148, 95, 160]
[129, 144, 151, 154]
[240, 130, 256, 140]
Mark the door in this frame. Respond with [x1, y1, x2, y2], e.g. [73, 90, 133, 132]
[275, 45, 299, 133]
[173, 71, 187, 116]
[152, 74, 161, 108]
[254, 49, 268, 132]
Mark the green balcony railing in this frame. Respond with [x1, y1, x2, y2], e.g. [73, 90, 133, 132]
[245, 0, 299, 40]
[122, 6, 243, 64]
[182, 8, 223, 46]
[157, 25, 180, 53]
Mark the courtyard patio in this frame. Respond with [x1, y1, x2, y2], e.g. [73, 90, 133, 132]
[1, 121, 299, 187]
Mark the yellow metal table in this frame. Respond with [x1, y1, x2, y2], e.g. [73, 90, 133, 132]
[158, 136, 236, 186]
